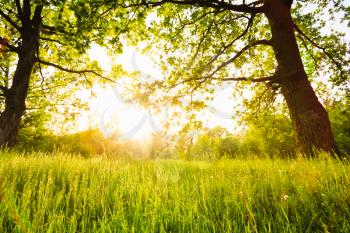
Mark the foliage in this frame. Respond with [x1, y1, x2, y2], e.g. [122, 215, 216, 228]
[124, 0, 349, 112]
[15, 128, 151, 158]
[179, 102, 350, 160]
[149, 132, 177, 159]
[0, 0, 135, 145]
[240, 106, 296, 157]
[328, 100, 350, 155]
[186, 124, 291, 160]
[0, 152, 349, 232]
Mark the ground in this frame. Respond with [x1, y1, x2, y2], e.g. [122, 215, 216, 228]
[0, 151, 349, 232]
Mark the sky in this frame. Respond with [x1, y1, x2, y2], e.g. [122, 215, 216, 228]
[76, 44, 239, 140]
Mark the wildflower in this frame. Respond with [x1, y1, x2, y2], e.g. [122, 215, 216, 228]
[282, 194, 289, 200]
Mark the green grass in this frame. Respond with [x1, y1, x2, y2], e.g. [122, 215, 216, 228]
[0, 152, 349, 232]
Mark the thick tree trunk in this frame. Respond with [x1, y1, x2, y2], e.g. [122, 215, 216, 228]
[0, 30, 39, 147]
[264, 0, 339, 156]
[0, 108, 24, 147]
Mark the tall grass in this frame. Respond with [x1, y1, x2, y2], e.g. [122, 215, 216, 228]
[0, 151, 349, 232]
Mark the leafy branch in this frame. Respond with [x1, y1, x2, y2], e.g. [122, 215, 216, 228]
[35, 58, 116, 83]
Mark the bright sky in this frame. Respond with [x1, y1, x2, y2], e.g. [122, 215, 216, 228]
[78, 44, 238, 140]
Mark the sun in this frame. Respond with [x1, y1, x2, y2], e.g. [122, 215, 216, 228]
[97, 92, 157, 140]
[73, 43, 239, 140]
[76, 84, 157, 141]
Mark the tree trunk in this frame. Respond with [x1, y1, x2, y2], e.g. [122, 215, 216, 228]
[264, 0, 339, 156]
[0, 30, 39, 147]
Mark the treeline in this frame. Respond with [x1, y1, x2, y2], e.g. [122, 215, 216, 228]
[15, 101, 349, 159]
[16, 129, 150, 158]
[161, 101, 350, 160]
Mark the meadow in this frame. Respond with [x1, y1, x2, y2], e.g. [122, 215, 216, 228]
[0, 151, 349, 233]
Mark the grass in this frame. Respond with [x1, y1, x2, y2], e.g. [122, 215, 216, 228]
[0, 151, 349, 232]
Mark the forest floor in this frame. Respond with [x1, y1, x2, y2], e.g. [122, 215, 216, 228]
[0, 151, 349, 232]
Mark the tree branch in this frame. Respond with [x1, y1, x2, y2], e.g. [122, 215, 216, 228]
[35, 58, 116, 83]
[41, 24, 73, 36]
[293, 23, 344, 76]
[39, 37, 66, 46]
[187, 74, 274, 94]
[296, 34, 319, 72]
[0, 36, 20, 53]
[0, 9, 21, 31]
[0, 85, 9, 97]
[0, 85, 8, 92]
[207, 13, 255, 67]
[207, 39, 272, 78]
[214, 76, 274, 82]
[15, 0, 23, 20]
[124, 0, 265, 13]
[169, 39, 273, 89]
[170, 72, 275, 90]
[22, 0, 31, 24]
[32, 5, 43, 28]
[190, 20, 214, 62]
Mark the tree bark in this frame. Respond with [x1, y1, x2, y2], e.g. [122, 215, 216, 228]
[264, 0, 339, 156]
[0, 28, 39, 147]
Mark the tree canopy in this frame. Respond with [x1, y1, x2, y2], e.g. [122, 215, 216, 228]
[119, 0, 349, 155]
[0, 0, 135, 146]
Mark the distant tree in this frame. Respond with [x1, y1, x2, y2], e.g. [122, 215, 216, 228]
[218, 136, 240, 158]
[241, 119, 295, 157]
[189, 126, 240, 159]
[150, 132, 171, 158]
[191, 134, 218, 160]
[207, 126, 229, 138]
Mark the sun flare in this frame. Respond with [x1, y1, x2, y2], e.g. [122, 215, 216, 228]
[72, 44, 242, 141]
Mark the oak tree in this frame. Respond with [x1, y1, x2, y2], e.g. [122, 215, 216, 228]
[0, 0, 131, 146]
[123, 0, 349, 156]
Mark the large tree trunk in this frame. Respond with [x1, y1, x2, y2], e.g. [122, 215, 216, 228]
[264, 0, 339, 156]
[0, 30, 39, 147]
